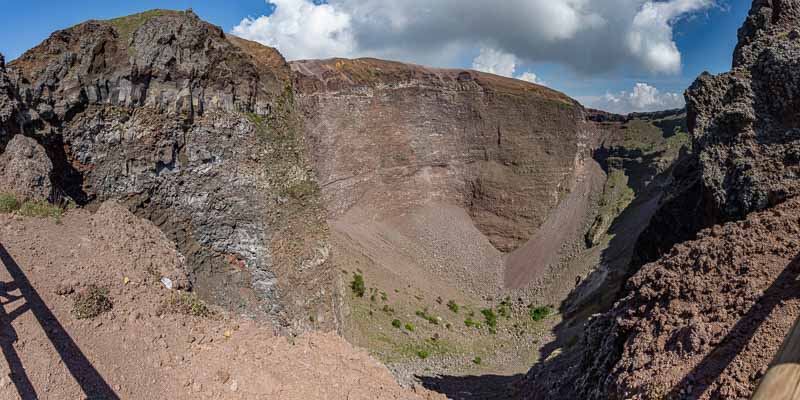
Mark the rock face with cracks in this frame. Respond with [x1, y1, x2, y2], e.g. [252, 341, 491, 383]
[2, 10, 335, 331]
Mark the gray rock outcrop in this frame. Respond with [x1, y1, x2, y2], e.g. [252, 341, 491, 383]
[0, 135, 52, 201]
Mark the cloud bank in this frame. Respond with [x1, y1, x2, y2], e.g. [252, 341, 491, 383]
[581, 83, 685, 114]
[234, 0, 714, 75]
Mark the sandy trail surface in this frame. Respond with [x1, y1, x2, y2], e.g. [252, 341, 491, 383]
[0, 203, 441, 400]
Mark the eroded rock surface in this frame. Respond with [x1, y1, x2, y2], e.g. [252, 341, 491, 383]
[293, 58, 585, 253]
[3, 10, 334, 330]
[0, 135, 53, 201]
[527, 1, 800, 398]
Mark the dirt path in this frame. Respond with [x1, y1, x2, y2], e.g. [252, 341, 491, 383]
[504, 157, 605, 289]
[0, 203, 442, 400]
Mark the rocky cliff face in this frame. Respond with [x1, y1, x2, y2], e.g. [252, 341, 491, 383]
[0, 10, 335, 330]
[292, 58, 585, 253]
[528, 1, 800, 398]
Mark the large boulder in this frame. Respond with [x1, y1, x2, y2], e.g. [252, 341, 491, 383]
[0, 135, 52, 201]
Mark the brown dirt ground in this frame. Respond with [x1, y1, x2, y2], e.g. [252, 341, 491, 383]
[596, 197, 800, 399]
[0, 201, 443, 400]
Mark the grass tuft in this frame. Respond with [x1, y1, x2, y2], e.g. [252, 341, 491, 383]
[73, 285, 112, 319]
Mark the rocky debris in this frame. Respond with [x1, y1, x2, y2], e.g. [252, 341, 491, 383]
[0, 134, 53, 201]
[3, 10, 335, 330]
[527, 1, 800, 398]
[529, 197, 800, 400]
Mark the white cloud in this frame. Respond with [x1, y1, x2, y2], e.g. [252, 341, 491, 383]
[472, 48, 518, 77]
[471, 48, 547, 85]
[232, 0, 355, 60]
[234, 0, 714, 75]
[517, 72, 545, 85]
[581, 83, 685, 114]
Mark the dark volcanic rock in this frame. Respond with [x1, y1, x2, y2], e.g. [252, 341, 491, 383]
[3, 10, 335, 330]
[0, 53, 22, 148]
[527, 1, 800, 398]
[0, 135, 53, 201]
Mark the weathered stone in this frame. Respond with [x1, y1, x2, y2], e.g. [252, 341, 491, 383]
[5, 10, 334, 331]
[0, 135, 53, 201]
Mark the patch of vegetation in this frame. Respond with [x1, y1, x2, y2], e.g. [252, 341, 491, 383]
[350, 273, 366, 297]
[481, 308, 498, 329]
[447, 300, 459, 313]
[17, 200, 63, 219]
[286, 180, 316, 200]
[382, 304, 395, 314]
[415, 309, 441, 325]
[162, 291, 213, 317]
[529, 306, 552, 322]
[105, 10, 179, 46]
[417, 349, 430, 359]
[464, 318, 477, 328]
[473, 356, 482, 365]
[380, 291, 388, 301]
[498, 297, 512, 318]
[0, 193, 20, 213]
[404, 322, 415, 332]
[392, 319, 402, 329]
[72, 285, 112, 319]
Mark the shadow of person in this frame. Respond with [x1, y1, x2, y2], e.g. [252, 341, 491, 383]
[0, 243, 119, 400]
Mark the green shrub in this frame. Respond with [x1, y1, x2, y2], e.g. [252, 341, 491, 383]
[529, 306, 552, 322]
[73, 285, 112, 319]
[382, 304, 395, 314]
[392, 319, 402, 329]
[417, 349, 430, 359]
[447, 300, 459, 313]
[0, 193, 19, 213]
[473, 357, 482, 365]
[381, 291, 388, 301]
[464, 318, 476, 328]
[18, 201, 63, 219]
[350, 273, 365, 297]
[405, 323, 416, 332]
[162, 292, 212, 317]
[481, 308, 498, 328]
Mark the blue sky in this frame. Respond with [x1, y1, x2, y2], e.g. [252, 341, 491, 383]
[0, 1, 750, 113]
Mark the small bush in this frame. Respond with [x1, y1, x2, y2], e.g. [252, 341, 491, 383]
[473, 357, 482, 365]
[481, 308, 498, 328]
[447, 300, 459, 313]
[464, 318, 476, 328]
[382, 304, 395, 314]
[381, 291, 388, 301]
[350, 273, 365, 297]
[73, 285, 112, 319]
[0, 193, 19, 213]
[417, 349, 430, 359]
[529, 306, 552, 322]
[405, 323, 415, 332]
[18, 201, 63, 219]
[163, 292, 212, 317]
[392, 319, 402, 328]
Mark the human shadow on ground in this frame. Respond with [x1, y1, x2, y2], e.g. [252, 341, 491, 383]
[0, 243, 119, 400]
